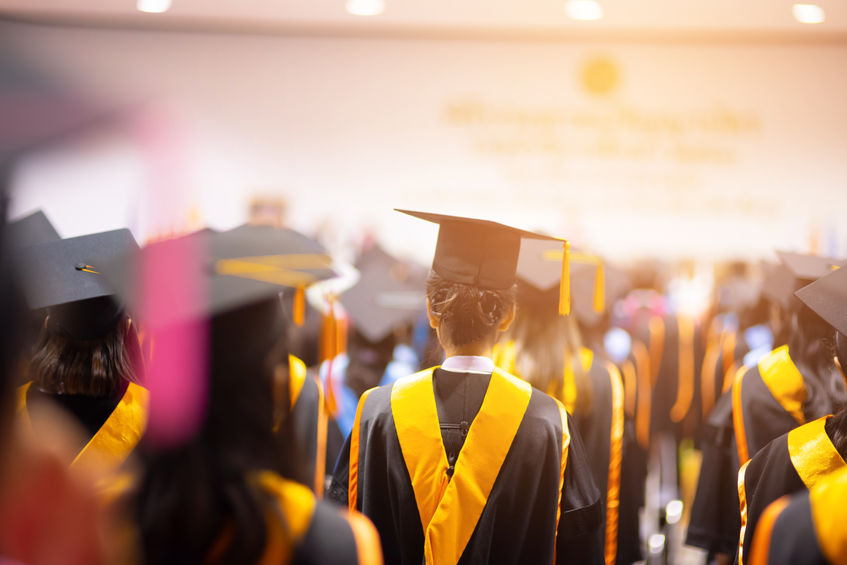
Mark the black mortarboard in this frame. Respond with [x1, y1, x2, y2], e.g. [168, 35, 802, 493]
[340, 250, 426, 343]
[794, 266, 847, 368]
[8, 210, 60, 247]
[396, 209, 571, 314]
[776, 251, 844, 282]
[18, 229, 138, 339]
[763, 251, 846, 310]
[101, 228, 337, 328]
[760, 260, 795, 309]
[515, 238, 606, 318]
[572, 262, 631, 327]
[214, 224, 335, 287]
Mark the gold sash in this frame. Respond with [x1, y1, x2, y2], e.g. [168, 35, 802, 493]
[759, 345, 807, 426]
[17, 381, 148, 471]
[604, 362, 625, 565]
[787, 416, 846, 490]
[391, 367, 533, 565]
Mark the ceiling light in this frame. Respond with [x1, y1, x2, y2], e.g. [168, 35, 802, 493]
[346, 0, 385, 16]
[793, 4, 825, 24]
[565, 0, 603, 21]
[137, 0, 172, 14]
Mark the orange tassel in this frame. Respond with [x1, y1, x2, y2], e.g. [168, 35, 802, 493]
[559, 241, 571, 316]
[593, 262, 605, 313]
[293, 284, 305, 327]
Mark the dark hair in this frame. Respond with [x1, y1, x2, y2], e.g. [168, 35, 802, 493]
[345, 327, 396, 398]
[506, 287, 592, 412]
[27, 314, 137, 397]
[426, 272, 516, 349]
[789, 301, 847, 420]
[134, 297, 304, 565]
[825, 406, 847, 461]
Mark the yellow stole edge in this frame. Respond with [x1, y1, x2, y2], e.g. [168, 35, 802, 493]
[758, 345, 807, 426]
[348, 387, 376, 511]
[787, 416, 846, 490]
[670, 314, 695, 423]
[604, 362, 625, 565]
[632, 341, 652, 449]
[72, 382, 149, 470]
[289, 354, 308, 409]
[732, 365, 751, 465]
[737, 460, 751, 565]
[809, 466, 847, 565]
[748, 495, 790, 565]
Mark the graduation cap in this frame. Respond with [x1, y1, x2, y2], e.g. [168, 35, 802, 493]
[396, 209, 572, 314]
[214, 224, 336, 326]
[8, 210, 60, 247]
[101, 228, 336, 329]
[763, 252, 846, 309]
[572, 263, 631, 327]
[18, 229, 138, 339]
[515, 238, 606, 319]
[794, 266, 847, 369]
[340, 249, 426, 343]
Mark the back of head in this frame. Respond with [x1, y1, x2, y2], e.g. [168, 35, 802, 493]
[135, 296, 297, 565]
[28, 297, 136, 397]
[790, 302, 847, 420]
[426, 272, 515, 350]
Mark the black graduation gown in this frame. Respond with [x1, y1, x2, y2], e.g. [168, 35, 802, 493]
[629, 312, 701, 442]
[288, 355, 327, 495]
[747, 466, 847, 565]
[18, 379, 148, 470]
[686, 390, 741, 556]
[571, 352, 638, 565]
[732, 345, 808, 465]
[328, 367, 604, 565]
[737, 416, 846, 564]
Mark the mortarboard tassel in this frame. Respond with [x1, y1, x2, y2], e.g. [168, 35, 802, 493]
[293, 284, 306, 327]
[593, 262, 605, 314]
[559, 241, 571, 316]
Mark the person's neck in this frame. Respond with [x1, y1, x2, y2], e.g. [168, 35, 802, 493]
[442, 343, 494, 359]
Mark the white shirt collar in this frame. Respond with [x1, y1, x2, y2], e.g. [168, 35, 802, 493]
[441, 355, 495, 375]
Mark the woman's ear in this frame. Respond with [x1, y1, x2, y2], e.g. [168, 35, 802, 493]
[426, 297, 440, 330]
[498, 303, 516, 332]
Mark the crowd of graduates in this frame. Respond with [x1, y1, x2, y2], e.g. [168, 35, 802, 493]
[0, 203, 845, 565]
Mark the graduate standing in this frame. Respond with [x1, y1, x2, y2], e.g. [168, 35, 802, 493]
[328, 210, 603, 565]
[737, 264, 847, 564]
[15, 229, 148, 472]
[103, 230, 382, 565]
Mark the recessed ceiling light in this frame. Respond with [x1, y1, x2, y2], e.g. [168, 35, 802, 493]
[565, 0, 603, 21]
[793, 3, 825, 24]
[137, 0, 172, 14]
[346, 0, 385, 16]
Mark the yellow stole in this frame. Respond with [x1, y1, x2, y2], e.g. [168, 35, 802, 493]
[17, 381, 148, 471]
[787, 416, 846, 489]
[288, 354, 328, 497]
[759, 345, 807, 426]
[389, 366, 543, 565]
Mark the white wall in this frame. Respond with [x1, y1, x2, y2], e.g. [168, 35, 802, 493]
[4, 21, 847, 262]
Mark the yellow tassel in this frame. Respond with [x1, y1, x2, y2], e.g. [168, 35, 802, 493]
[559, 241, 571, 316]
[593, 262, 605, 313]
[293, 284, 305, 327]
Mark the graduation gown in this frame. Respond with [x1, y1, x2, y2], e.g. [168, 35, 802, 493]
[732, 345, 809, 466]
[496, 342, 633, 565]
[255, 471, 382, 565]
[565, 349, 631, 565]
[288, 355, 328, 495]
[629, 312, 700, 442]
[686, 389, 741, 556]
[16, 380, 148, 471]
[328, 366, 604, 565]
[737, 416, 846, 564]
[748, 466, 847, 565]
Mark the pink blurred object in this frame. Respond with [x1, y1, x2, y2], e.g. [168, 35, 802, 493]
[132, 108, 208, 448]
